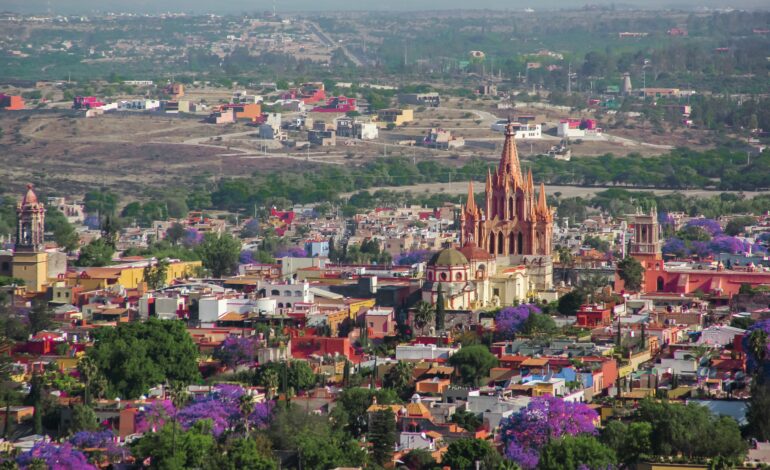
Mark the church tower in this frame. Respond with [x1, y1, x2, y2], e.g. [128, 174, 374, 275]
[13, 184, 48, 292]
[460, 120, 553, 257]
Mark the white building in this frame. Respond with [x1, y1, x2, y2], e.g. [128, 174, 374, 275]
[396, 343, 457, 361]
[491, 120, 542, 139]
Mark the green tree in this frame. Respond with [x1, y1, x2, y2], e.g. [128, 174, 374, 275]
[724, 216, 755, 236]
[442, 438, 501, 470]
[143, 259, 169, 290]
[27, 300, 53, 335]
[45, 207, 79, 251]
[412, 301, 435, 335]
[601, 420, 652, 467]
[618, 256, 644, 291]
[435, 283, 445, 331]
[746, 354, 770, 440]
[196, 233, 241, 277]
[132, 420, 216, 470]
[77, 356, 100, 406]
[558, 290, 586, 316]
[67, 404, 98, 434]
[520, 313, 558, 338]
[539, 435, 617, 470]
[75, 238, 114, 267]
[88, 319, 201, 399]
[330, 388, 400, 438]
[451, 409, 483, 432]
[368, 409, 396, 466]
[166, 223, 187, 246]
[401, 448, 437, 470]
[383, 361, 414, 399]
[448, 345, 498, 387]
[215, 438, 277, 470]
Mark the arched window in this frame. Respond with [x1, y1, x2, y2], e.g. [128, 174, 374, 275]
[509, 232, 515, 254]
[517, 232, 524, 254]
[286, 302, 292, 308]
[508, 196, 514, 219]
[456, 272, 463, 281]
[284, 290, 292, 297]
[271, 289, 280, 296]
[294, 290, 302, 297]
[489, 234, 496, 254]
[497, 232, 504, 255]
[277, 303, 284, 308]
[440, 272, 448, 281]
[657, 276, 665, 291]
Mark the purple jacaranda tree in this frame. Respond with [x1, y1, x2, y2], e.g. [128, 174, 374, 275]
[395, 250, 434, 266]
[685, 219, 722, 237]
[499, 395, 599, 469]
[275, 246, 307, 258]
[213, 336, 260, 368]
[136, 384, 273, 438]
[710, 235, 750, 254]
[135, 399, 176, 434]
[16, 442, 95, 470]
[744, 319, 770, 377]
[239, 250, 256, 264]
[69, 430, 124, 460]
[663, 237, 688, 258]
[495, 304, 542, 340]
[182, 228, 203, 248]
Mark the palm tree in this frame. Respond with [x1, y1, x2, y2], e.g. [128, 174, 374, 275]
[168, 382, 188, 460]
[749, 329, 768, 365]
[412, 301, 435, 335]
[77, 356, 99, 407]
[238, 394, 255, 435]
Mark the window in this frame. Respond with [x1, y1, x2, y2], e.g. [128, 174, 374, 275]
[271, 289, 280, 296]
[294, 290, 302, 297]
[283, 290, 292, 297]
[428, 271, 434, 281]
[440, 272, 448, 281]
[456, 272, 463, 281]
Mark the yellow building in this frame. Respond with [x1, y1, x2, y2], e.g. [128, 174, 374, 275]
[66, 260, 202, 291]
[377, 108, 414, 127]
[11, 185, 48, 292]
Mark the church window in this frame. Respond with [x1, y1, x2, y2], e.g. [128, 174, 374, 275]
[456, 272, 463, 281]
[440, 272, 448, 281]
[517, 233, 524, 254]
[497, 232, 504, 255]
[508, 196, 514, 219]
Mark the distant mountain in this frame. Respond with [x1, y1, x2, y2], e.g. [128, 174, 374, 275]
[4, 0, 770, 14]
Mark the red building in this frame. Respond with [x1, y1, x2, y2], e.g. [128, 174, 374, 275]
[619, 210, 770, 297]
[576, 304, 612, 327]
[0, 94, 24, 110]
[311, 96, 357, 113]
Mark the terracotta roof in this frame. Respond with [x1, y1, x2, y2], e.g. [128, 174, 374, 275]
[521, 357, 549, 367]
[459, 242, 493, 261]
[219, 311, 246, 322]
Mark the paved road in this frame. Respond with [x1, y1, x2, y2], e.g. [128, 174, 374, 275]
[306, 21, 363, 67]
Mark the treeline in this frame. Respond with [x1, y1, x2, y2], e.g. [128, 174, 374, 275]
[206, 147, 770, 216]
[555, 188, 770, 224]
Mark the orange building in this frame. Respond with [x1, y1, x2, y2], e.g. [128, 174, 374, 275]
[221, 103, 262, 121]
[0, 94, 24, 110]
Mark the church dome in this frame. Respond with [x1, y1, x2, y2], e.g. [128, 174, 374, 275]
[460, 242, 493, 261]
[21, 184, 39, 206]
[428, 248, 469, 267]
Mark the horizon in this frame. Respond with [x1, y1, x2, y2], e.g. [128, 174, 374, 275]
[4, 0, 770, 14]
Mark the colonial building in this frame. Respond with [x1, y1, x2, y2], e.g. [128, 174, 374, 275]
[420, 125, 556, 310]
[624, 210, 770, 296]
[460, 120, 554, 257]
[12, 185, 49, 292]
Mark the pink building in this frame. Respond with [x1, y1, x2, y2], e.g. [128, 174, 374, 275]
[364, 307, 397, 339]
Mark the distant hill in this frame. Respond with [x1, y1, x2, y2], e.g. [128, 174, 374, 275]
[5, 0, 770, 14]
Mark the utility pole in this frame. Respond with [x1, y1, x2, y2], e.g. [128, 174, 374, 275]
[567, 62, 571, 94]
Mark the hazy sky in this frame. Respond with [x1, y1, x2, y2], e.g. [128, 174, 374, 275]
[4, 0, 769, 14]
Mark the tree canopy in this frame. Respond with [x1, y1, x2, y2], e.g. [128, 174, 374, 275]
[87, 319, 201, 399]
